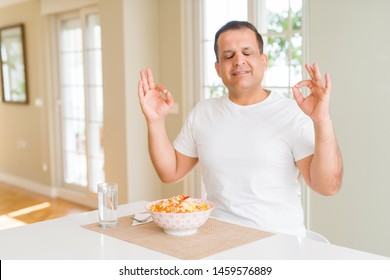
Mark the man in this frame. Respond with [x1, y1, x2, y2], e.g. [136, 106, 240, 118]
[138, 21, 343, 236]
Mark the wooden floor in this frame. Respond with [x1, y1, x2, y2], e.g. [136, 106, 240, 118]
[0, 182, 93, 230]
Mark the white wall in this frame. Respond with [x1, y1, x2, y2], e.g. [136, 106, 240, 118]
[122, 0, 186, 202]
[123, 0, 164, 202]
[100, 0, 129, 204]
[158, 0, 187, 198]
[308, 0, 390, 257]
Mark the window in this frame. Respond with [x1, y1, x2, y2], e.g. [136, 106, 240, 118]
[57, 8, 104, 194]
[202, 0, 303, 99]
[262, 0, 303, 98]
[202, 0, 248, 99]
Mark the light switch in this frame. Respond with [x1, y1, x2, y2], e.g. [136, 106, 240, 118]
[34, 98, 43, 107]
[16, 139, 27, 149]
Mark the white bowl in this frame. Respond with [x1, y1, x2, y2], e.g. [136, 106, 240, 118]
[146, 199, 214, 236]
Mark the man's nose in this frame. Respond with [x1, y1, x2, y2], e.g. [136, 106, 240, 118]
[233, 54, 246, 66]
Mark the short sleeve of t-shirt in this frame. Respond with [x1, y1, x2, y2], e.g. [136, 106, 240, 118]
[173, 109, 198, 158]
[291, 113, 315, 161]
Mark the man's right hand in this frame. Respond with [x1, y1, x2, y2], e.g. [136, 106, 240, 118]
[138, 68, 174, 125]
[137, 68, 197, 184]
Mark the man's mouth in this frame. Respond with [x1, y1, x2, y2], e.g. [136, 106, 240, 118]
[231, 70, 250, 76]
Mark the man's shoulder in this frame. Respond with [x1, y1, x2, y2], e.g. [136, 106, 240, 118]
[269, 90, 291, 101]
[268, 91, 296, 107]
[194, 95, 225, 110]
[185, 96, 225, 121]
[268, 91, 305, 117]
[199, 95, 225, 105]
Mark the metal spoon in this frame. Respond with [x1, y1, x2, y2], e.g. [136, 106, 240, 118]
[130, 214, 152, 223]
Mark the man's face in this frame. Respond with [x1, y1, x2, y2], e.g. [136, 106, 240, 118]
[215, 28, 268, 94]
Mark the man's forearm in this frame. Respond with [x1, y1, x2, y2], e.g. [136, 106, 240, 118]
[147, 120, 178, 183]
[310, 117, 343, 195]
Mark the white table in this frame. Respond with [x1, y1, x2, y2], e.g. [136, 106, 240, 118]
[0, 201, 387, 260]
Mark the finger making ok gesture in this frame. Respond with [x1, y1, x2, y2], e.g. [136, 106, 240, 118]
[138, 68, 174, 124]
[292, 63, 332, 123]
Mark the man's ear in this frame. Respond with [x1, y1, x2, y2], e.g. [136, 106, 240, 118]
[262, 54, 269, 70]
[215, 61, 221, 77]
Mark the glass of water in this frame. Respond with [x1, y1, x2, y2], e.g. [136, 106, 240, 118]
[98, 182, 118, 228]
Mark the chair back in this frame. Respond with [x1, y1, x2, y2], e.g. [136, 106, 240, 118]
[305, 230, 330, 244]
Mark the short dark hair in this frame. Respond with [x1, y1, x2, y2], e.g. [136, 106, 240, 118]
[214, 21, 264, 62]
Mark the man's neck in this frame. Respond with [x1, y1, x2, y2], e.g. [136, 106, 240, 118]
[228, 88, 270, 106]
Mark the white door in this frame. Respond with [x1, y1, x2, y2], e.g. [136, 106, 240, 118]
[56, 8, 105, 195]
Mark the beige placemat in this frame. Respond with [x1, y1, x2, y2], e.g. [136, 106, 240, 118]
[82, 216, 274, 260]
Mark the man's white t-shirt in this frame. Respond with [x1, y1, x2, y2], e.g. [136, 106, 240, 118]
[173, 92, 315, 236]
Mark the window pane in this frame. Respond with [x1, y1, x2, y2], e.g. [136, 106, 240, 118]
[64, 152, 87, 186]
[203, 41, 221, 85]
[61, 52, 84, 85]
[86, 14, 101, 49]
[88, 122, 104, 157]
[290, 32, 302, 85]
[204, 85, 227, 99]
[291, 32, 302, 66]
[266, 0, 289, 14]
[86, 50, 102, 86]
[88, 87, 103, 122]
[60, 18, 82, 52]
[290, 64, 302, 86]
[86, 13, 105, 192]
[291, 0, 302, 11]
[266, 35, 289, 67]
[292, 10, 302, 30]
[267, 6, 289, 33]
[89, 157, 105, 192]
[62, 86, 85, 119]
[204, 0, 247, 40]
[264, 65, 289, 87]
[63, 119, 86, 153]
